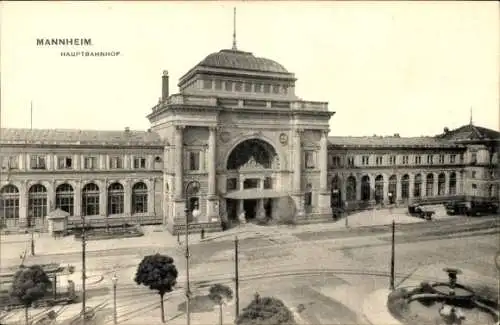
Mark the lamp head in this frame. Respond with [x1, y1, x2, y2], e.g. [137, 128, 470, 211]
[112, 273, 118, 284]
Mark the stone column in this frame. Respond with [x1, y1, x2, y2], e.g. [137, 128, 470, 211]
[238, 178, 245, 215]
[444, 172, 450, 196]
[433, 173, 439, 197]
[356, 177, 362, 201]
[383, 176, 389, 204]
[173, 125, 186, 223]
[291, 129, 304, 216]
[18, 181, 28, 227]
[206, 126, 218, 221]
[124, 179, 132, 216]
[317, 130, 331, 215]
[409, 174, 414, 202]
[74, 180, 82, 218]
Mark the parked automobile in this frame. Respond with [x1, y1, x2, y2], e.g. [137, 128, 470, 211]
[408, 204, 434, 220]
[445, 201, 498, 216]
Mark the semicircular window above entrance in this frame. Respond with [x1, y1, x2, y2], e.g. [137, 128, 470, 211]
[227, 139, 279, 170]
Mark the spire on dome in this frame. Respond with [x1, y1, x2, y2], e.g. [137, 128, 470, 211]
[232, 7, 238, 50]
[470, 106, 473, 125]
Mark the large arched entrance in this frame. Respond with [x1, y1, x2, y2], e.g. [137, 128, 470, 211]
[224, 138, 285, 224]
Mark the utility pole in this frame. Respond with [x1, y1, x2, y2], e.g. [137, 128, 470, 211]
[390, 220, 395, 290]
[184, 206, 191, 325]
[234, 236, 239, 318]
[81, 217, 87, 324]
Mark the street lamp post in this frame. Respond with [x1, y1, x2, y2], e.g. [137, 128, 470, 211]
[184, 181, 200, 325]
[112, 273, 118, 324]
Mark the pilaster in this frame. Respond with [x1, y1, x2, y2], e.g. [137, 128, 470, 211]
[444, 172, 450, 196]
[317, 130, 331, 214]
[74, 180, 82, 217]
[100, 179, 108, 217]
[148, 178, 155, 215]
[18, 181, 28, 227]
[124, 179, 132, 216]
[174, 125, 185, 199]
[433, 173, 439, 196]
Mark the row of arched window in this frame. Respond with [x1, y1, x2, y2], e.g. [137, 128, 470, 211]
[0, 182, 149, 220]
[332, 172, 460, 203]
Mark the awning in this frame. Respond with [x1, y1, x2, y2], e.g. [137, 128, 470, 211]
[224, 189, 289, 200]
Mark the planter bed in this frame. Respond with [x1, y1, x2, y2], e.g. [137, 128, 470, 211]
[72, 225, 144, 241]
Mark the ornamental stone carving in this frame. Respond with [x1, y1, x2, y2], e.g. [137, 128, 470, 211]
[220, 132, 231, 143]
[279, 133, 288, 145]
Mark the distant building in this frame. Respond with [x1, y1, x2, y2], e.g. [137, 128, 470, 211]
[1, 45, 498, 234]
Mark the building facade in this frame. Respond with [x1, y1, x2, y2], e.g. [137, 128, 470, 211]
[1, 47, 499, 234]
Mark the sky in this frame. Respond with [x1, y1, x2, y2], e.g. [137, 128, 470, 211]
[1, 1, 498, 137]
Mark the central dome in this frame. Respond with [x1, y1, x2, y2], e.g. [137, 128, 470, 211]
[198, 49, 289, 74]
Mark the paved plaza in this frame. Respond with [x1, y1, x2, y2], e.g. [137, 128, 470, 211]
[1, 209, 498, 325]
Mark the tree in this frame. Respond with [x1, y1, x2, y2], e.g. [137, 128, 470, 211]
[208, 283, 233, 325]
[10, 265, 52, 325]
[134, 253, 178, 323]
[236, 292, 295, 325]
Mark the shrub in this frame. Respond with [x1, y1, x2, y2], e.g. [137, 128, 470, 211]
[236, 292, 295, 325]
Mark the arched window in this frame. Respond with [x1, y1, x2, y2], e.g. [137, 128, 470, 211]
[401, 174, 410, 200]
[0, 185, 19, 221]
[108, 183, 124, 215]
[56, 183, 74, 215]
[449, 172, 457, 195]
[132, 182, 148, 214]
[374, 175, 384, 204]
[438, 173, 446, 196]
[82, 183, 100, 216]
[414, 174, 422, 197]
[346, 176, 356, 202]
[331, 176, 341, 208]
[388, 175, 397, 203]
[28, 184, 47, 226]
[426, 174, 434, 197]
[361, 176, 371, 202]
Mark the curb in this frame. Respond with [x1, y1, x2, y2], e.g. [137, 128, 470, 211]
[362, 289, 402, 325]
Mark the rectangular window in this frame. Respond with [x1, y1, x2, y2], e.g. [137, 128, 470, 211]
[263, 84, 270, 93]
[471, 171, 477, 178]
[189, 151, 200, 171]
[225, 81, 232, 91]
[203, 80, 212, 89]
[415, 156, 421, 164]
[347, 157, 355, 167]
[389, 156, 396, 165]
[57, 156, 73, 169]
[272, 85, 280, 94]
[254, 83, 262, 93]
[362, 156, 370, 165]
[226, 178, 237, 191]
[282, 85, 288, 94]
[264, 177, 272, 189]
[460, 154, 464, 163]
[215, 80, 222, 90]
[30, 155, 46, 170]
[332, 156, 341, 167]
[427, 155, 433, 164]
[83, 156, 97, 169]
[305, 151, 315, 169]
[402, 155, 409, 164]
[244, 82, 252, 92]
[449, 154, 456, 163]
[3, 156, 19, 170]
[471, 153, 477, 164]
[110, 156, 123, 169]
[376, 156, 383, 165]
[234, 82, 242, 91]
[133, 157, 146, 169]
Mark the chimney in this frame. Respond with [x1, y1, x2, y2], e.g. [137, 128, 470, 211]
[394, 133, 400, 137]
[162, 70, 169, 100]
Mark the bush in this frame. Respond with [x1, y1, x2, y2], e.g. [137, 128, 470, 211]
[236, 292, 295, 325]
[387, 288, 410, 320]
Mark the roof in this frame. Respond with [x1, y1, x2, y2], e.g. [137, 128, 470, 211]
[437, 124, 500, 141]
[197, 49, 289, 74]
[328, 136, 462, 148]
[0, 128, 165, 146]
